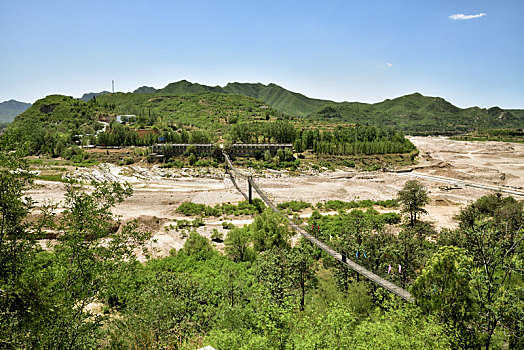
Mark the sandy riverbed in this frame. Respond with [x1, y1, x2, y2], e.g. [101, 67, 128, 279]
[28, 136, 524, 258]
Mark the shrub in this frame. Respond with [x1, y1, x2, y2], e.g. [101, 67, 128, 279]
[221, 222, 235, 230]
[278, 200, 311, 212]
[211, 229, 223, 242]
[381, 212, 401, 224]
[182, 231, 214, 259]
[177, 202, 206, 216]
[122, 157, 134, 165]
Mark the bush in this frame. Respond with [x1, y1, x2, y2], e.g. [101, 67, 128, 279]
[188, 153, 197, 166]
[210, 229, 223, 242]
[221, 222, 235, 230]
[192, 217, 205, 227]
[159, 159, 184, 168]
[343, 160, 355, 167]
[277, 200, 311, 212]
[381, 212, 401, 224]
[122, 157, 134, 165]
[182, 231, 214, 259]
[177, 202, 206, 216]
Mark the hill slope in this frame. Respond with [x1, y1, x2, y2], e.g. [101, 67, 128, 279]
[0, 99, 32, 122]
[140, 80, 524, 133]
[8, 95, 106, 151]
[96, 90, 281, 129]
[148, 80, 331, 116]
[222, 82, 332, 116]
[79, 91, 110, 102]
[313, 93, 524, 134]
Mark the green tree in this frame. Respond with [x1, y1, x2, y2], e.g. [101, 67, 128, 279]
[412, 246, 477, 348]
[288, 242, 317, 311]
[251, 209, 291, 252]
[188, 153, 197, 165]
[182, 231, 214, 259]
[276, 148, 285, 162]
[0, 142, 38, 347]
[225, 227, 254, 262]
[263, 150, 272, 162]
[437, 195, 524, 349]
[398, 180, 429, 226]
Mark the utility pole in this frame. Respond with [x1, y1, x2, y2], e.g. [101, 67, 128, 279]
[112, 80, 114, 94]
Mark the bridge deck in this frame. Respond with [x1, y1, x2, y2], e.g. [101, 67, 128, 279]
[224, 153, 414, 302]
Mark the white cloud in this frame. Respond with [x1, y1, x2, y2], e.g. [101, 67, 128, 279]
[449, 13, 486, 20]
[386, 62, 393, 68]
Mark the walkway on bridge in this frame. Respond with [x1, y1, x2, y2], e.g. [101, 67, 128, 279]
[224, 153, 414, 302]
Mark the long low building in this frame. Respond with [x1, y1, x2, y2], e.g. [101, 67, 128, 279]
[151, 143, 293, 157]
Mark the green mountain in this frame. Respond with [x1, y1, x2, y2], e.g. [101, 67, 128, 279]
[222, 82, 332, 116]
[312, 93, 524, 134]
[9, 91, 281, 143]
[8, 80, 524, 138]
[8, 95, 105, 150]
[79, 91, 110, 102]
[137, 80, 524, 133]
[0, 99, 32, 122]
[158, 80, 224, 95]
[508, 109, 524, 121]
[95, 90, 280, 129]
[146, 80, 331, 116]
[133, 86, 158, 94]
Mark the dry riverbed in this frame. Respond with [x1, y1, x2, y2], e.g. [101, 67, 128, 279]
[28, 136, 524, 259]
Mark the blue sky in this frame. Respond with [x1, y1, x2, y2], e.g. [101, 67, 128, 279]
[1, 0, 523, 108]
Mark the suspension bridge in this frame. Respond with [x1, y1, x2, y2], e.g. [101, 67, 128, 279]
[223, 153, 414, 302]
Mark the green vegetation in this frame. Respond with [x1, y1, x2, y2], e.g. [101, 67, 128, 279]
[176, 199, 266, 217]
[126, 81, 524, 135]
[451, 128, 524, 143]
[1, 143, 522, 349]
[311, 94, 524, 135]
[5, 82, 524, 160]
[277, 200, 311, 212]
[320, 198, 399, 211]
[96, 89, 283, 130]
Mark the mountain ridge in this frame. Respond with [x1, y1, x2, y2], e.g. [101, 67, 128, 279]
[0, 99, 32, 122]
[6, 80, 524, 134]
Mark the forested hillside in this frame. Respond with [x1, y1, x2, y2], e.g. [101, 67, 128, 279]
[124, 80, 524, 134]
[96, 91, 282, 128]
[222, 82, 333, 116]
[312, 93, 524, 135]
[6, 80, 524, 135]
[7, 95, 104, 154]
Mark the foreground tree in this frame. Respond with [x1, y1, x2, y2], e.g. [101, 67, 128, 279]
[426, 195, 524, 349]
[0, 137, 151, 349]
[288, 241, 317, 311]
[412, 246, 477, 348]
[0, 141, 37, 348]
[398, 180, 429, 226]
